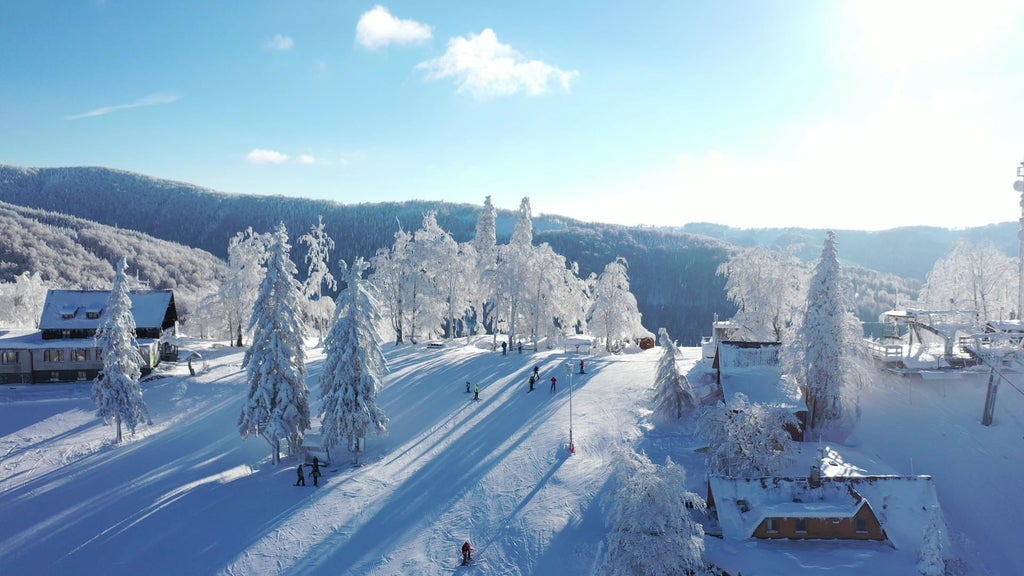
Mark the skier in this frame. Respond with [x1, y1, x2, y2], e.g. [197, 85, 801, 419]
[466, 381, 471, 393]
[517, 342, 523, 354]
[461, 541, 473, 565]
[550, 376, 557, 393]
[579, 359, 585, 374]
[533, 365, 539, 379]
[529, 373, 536, 392]
[501, 341, 507, 356]
[295, 463, 306, 486]
[311, 456, 322, 488]
[474, 384, 480, 401]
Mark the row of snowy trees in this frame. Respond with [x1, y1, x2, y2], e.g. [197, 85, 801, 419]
[369, 197, 647, 351]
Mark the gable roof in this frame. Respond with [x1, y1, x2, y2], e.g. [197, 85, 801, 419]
[709, 474, 946, 550]
[39, 289, 175, 331]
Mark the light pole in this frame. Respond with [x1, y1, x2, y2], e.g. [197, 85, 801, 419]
[1016, 158, 1024, 320]
[565, 362, 575, 454]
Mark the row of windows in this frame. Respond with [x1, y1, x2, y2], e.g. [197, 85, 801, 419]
[1, 349, 103, 363]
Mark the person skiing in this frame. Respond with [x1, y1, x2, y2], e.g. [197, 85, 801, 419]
[295, 463, 306, 486]
[579, 359, 585, 374]
[550, 376, 557, 393]
[466, 381, 471, 393]
[311, 456, 322, 487]
[501, 341, 507, 356]
[461, 541, 473, 565]
[474, 384, 480, 401]
[529, 373, 536, 392]
[517, 342, 523, 354]
[533, 365, 539, 379]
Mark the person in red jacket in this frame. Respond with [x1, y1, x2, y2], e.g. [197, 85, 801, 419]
[461, 541, 473, 564]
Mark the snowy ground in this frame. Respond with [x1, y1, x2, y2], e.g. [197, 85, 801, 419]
[0, 337, 1021, 575]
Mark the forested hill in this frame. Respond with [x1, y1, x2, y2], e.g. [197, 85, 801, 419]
[0, 164, 746, 343]
[681, 221, 1020, 280]
[0, 199, 225, 317]
[0, 164, 922, 344]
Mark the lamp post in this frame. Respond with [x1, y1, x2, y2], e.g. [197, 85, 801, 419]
[565, 362, 575, 454]
[1016, 159, 1024, 320]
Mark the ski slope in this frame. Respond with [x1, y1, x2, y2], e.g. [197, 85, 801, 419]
[0, 338, 1021, 575]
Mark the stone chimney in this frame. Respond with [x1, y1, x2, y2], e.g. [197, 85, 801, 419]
[809, 465, 822, 488]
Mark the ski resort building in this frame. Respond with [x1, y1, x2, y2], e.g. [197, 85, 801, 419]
[707, 472, 945, 548]
[0, 289, 177, 384]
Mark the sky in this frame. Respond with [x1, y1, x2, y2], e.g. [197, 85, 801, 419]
[1, 334, 1021, 575]
[2, 1, 1023, 231]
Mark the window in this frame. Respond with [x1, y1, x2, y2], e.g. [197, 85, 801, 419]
[61, 329, 71, 339]
[44, 349, 65, 362]
[86, 308, 102, 319]
[73, 349, 89, 362]
[1, 350, 17, 364]
[49, 371, 60, 382]
[795, 518, 807, 533]
[767, 518, 780, 533]
[856, 518, 868, 534]
[76, 371, 87, 381]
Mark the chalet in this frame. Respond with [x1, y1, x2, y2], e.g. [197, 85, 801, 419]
[707, 472, 946, 550]
[714, 340, 807, 440]
[0, 289, 177, 384]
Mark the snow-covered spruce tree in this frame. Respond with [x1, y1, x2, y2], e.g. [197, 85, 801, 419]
[784, 231, 868, 441]
[601, 450, 708, 576]
[653, 328, 697, 420]
[587, 257, 646, 352]
[91, 257, 150, 444]
[298, 215, 337, 345]
[717, 245, 808, 341]
[698, 393, 797, 477]
[409, 211, 456, 342]
[238, 223, 309, 465]
[319, 257, 389, 465]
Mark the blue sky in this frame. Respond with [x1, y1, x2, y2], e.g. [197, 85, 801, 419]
[2, 1, 1023, 231]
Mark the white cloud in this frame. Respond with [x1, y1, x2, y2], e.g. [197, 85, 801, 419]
[297, 154, 317, 165]
[266, 34, 294, 51]
[355, 5, 432, 51]
[416, 29, 579, 99]
[65, 93, 180, 120]
[246, 149, 289, 165]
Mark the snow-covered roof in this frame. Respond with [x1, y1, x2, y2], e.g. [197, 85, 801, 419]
[38, 289, 174, 331]
[709, 473, 946, 550]
[716, 342, 805, 410]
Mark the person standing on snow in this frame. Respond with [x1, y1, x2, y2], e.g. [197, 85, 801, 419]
[311, 457, 322, 487]
[550, 376, 557, 393]
[466, 381, 472, 393]
[529, 373, 536, 391]
[501, 341, 507, 356]
[295, 463, 306, 486]
[461, 541, 473, 564]
[579, 359, 585, 374]
[474, 384, 480, 401]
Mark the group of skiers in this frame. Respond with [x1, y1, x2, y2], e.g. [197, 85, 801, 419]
[294, 457, 323, 487]
[472, 361, 587, 399]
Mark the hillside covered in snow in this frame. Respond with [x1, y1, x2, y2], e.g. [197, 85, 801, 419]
[1, 338, 1021, 575]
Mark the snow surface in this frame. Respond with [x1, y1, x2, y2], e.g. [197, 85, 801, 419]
[0, 337, 1022, 575]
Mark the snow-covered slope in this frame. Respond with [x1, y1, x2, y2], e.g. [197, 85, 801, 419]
[0, 339, 1020, 575]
